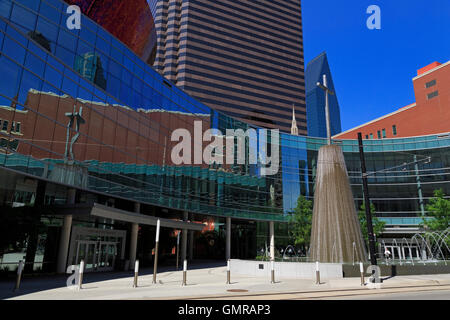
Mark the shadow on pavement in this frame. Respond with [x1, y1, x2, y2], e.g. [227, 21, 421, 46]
[0, 260, 225, 300]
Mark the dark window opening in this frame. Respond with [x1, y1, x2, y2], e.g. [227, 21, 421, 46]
[427, 91, 439, 100]
[425, 79, 436, 88]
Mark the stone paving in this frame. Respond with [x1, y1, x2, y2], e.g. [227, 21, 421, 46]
[2, 263, 450, 300]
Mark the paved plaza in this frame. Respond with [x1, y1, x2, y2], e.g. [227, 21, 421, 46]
[2, 262, 450, 300]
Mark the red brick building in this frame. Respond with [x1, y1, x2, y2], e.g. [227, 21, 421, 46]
[334, 61, 450, 140]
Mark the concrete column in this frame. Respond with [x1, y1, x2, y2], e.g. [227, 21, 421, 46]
[129, 223, 139, 270]
[269, 221, 275, 261]
[56, 188, 76, 273]
[181, 211, 188, 262]
[226, 217, 231, 260]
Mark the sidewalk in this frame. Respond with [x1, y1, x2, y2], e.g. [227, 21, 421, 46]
[3, 265, 450, 300]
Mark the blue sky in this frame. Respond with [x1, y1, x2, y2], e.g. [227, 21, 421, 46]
[302, 0, 450, 131]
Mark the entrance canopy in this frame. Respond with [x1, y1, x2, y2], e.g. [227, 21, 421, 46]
[52, 203, 205, 231]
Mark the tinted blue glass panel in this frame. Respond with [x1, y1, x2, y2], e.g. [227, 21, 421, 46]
[35, 16, 58, 45]
[25, 51, 45, 77]
[44, 63, 62, 88]
[107, 75, 120, 98]
[0, 0, 12, 19]
[46, 54, 63, 71]
[122, 69, 132, 86]
[11, 3, 36, 31]
[110, 46, 122, 64]
[79, 27, 95, 46]
[95, 34, 110, 56]
[38, 0, 61, 24]
[2, 35, 26, 64]
[0, 55, 21, 105]
[76, 38, 93, 56]
[57, 28, 77, 51]
[15, 0, 39, 11]
[108, 59, 121, 78]
[61, 74, 77, 97]
[55, 45, 74, 67]
[19, 69, 43, 105]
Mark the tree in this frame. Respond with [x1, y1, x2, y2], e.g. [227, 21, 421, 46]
[358, 202, 386, 244]
[422, 189, 450, 232]
[288, 196, 313, 252]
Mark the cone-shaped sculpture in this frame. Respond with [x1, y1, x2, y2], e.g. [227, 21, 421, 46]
[310, 145, 367, 263]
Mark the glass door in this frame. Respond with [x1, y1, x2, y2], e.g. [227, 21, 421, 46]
[97, 242, 117, 271]
[75, 241, 97, 271]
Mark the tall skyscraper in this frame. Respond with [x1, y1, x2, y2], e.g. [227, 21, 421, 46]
[305, 52, 342, 138]
[152, 0, 306, 133]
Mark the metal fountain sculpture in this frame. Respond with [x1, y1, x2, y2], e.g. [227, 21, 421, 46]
[309, 75, 368, 263]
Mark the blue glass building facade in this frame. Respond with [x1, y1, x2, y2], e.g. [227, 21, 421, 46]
[306, 52, 342, 138]
[0, 0, 449, 272]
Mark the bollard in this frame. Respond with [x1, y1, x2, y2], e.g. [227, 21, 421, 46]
[176, 231, 180, 270]
[270, 260, 275, 284]
[226, 259, 231, 284]
[182, 260, 187, 286]
[315, 261, 320, 285]
[360, 262, 365, 286]
[133, 260, 139, 288]
[153, 219, 160, 284]
[78, 260, 85, 290]
[14, 260, 24, 292]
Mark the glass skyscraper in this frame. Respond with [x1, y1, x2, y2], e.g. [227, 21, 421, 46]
[306, 52, 342, 138]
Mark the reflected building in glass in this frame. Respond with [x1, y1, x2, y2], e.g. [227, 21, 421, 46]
[0, 0, 449, 274]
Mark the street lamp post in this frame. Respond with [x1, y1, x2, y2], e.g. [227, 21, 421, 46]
[357, 133, 431, 266]
[357, 132, 378, 266]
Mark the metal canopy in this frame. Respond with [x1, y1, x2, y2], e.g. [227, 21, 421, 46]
[51, 203, 205, 231]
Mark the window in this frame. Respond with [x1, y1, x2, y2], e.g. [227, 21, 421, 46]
[382, 129, 386, 138]
[15, 122, 21, 133]
[2, 120, 8, 131]
[377, 130, 381, 139]
[365, 135, 369, 140]
[392, 125, 397, 136]
[425, 79, 436, 88]
[370, 133, 374, 139]
[427, 91, 439, 100]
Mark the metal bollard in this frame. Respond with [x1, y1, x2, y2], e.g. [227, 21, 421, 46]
[270, 260, 275, 284]
[78, 260, 85, 290]
[176, 231, 180, 270]
[153, 219, 160, 284]
[182, 260, 187, 286]
[360, 262, 365, 286]
[133, 260, 139, 288]
[226, 259, 231, 284]
[315, 261, 320, 285]
[14, 260, 24, 292]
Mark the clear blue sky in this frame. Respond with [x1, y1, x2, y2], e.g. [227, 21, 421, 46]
[302, 0, 450, 131]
